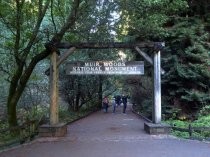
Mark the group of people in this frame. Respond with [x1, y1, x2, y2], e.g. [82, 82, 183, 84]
[102, 95, 128, 114]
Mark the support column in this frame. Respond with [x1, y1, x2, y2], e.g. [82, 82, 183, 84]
[39, 51, 68, 137]
[50, 51, 59, 125]
[152, 50, 161, 124]
[144, 43, 170, 134]
[39, 51, 67, 137]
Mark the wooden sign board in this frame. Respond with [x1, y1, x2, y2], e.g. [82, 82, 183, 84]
[65, 61, 144, 75]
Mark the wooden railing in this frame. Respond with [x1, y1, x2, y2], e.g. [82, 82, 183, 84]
[172, 124, 210, 140]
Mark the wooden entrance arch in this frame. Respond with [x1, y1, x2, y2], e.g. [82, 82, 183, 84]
[40, 41, 168, 136]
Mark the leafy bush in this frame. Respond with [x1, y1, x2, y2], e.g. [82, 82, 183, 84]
[165, 119, 189, 138]
[193, 115, 210, 127]
[192, 115, 210, 138]
[165, 114, 210, 139]
[197, 105, 210, 117]
[166, 119, 189, 128]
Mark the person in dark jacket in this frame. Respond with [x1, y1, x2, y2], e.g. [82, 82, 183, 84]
[122, 94, 128, 113]
[115, 95, 121, 107]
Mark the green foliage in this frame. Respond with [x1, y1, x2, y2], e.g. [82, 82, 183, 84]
[165, 119, 189, 138]
[181, 91, 210, 104]
[197, 105, 210, 117]
[172, 131, 190, 139]
[59, 73, 100, 111]
[193, 115, 210, 127]
[166, 119, 189, 127]
[116, 0, 210, 117]
[166, 113, 210, 139]
[192, 115, 210, 138]
[0, 116, 39, 149]
[162, 103, 181, 120]
[162, 17, 210, 114]
[26, 105, 48, 121]
[0, 132, 20, 150]
[116, 0, 188, 40]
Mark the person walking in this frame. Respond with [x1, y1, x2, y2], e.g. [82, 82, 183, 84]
[122, 94, 128, 113]
[102, 96, 109, 113]
[112, 97, 116, 113]
[115, 95, 121, 107]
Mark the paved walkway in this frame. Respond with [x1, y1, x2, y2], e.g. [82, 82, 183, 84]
[0, 105, 210, 157]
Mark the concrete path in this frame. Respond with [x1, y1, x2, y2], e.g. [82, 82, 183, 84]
[0, 105, 210, 157]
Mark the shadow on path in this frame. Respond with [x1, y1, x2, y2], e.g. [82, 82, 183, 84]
[0, 104, 210, 157]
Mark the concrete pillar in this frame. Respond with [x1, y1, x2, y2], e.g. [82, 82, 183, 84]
[152, 50, 161, 124]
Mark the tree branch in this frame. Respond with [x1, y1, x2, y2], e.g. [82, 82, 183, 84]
[50, 0, 57, 34]
[21, 0, 51, 59]
[51, 0, 81, 43]
[0, 13, 15, 35]
[14, 0, 23, 65]
[14, 49, 50, 102]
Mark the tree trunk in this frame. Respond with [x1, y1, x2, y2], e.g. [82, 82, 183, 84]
[7, 62, 25, 128]
[67, 99, 74, 112]
[7, 50, 55, 128]
[98, 76, 103, 108]
[7, 98, 18, 128]
[75, 80, 81, 112]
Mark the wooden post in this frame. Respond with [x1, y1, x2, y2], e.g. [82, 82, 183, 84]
[39, 50, 68, 136]
[50, 51, 59, 125]
[189, 124, 192, 138]
[152, 50, 161, 124]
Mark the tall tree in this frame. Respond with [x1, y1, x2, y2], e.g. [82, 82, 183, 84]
[162, 1, 210, 115]
[116, 0, 188, 41]
[0, 0, 83, 128]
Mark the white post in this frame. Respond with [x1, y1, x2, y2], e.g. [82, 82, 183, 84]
[153, 50, 161, 124]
